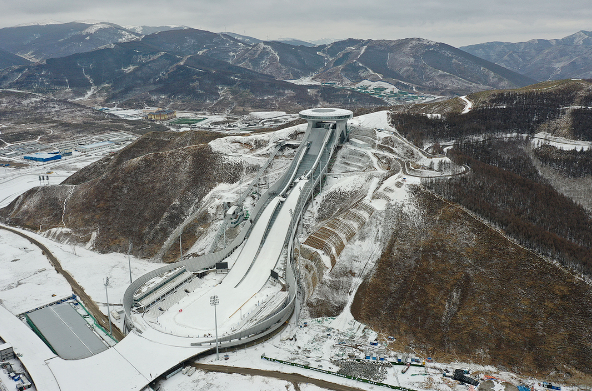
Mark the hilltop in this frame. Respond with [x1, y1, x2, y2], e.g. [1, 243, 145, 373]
[461, 30, 592, 81]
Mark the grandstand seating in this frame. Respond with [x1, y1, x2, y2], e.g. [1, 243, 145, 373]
[142, 277, 204, 322]
[134, 269, 196, 312]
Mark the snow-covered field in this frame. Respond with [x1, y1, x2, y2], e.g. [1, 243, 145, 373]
[0, 225, 161, 324]
[164, 314, 560, 391]
[0, 229, 71, 314]
[435, 131, 592, 153]
[532, 131, 592, 151]
[0, 147, 132, 208]
[103, 107, 145, 120]
[163, 368, 329, 391]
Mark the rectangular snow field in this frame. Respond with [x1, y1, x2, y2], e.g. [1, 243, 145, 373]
[27, 302, 108, 359]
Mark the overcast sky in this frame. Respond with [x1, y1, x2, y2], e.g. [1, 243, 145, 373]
[1, 0, 590, 47]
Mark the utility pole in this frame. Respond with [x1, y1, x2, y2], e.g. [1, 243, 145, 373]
[127, 240, 133, 284]
[179, 233, 183, 259]
[320, 157, 323, 195]
[104, 277, 112, 336]
[210, 295, 220, 360]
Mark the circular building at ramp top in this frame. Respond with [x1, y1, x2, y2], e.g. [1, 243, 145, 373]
[299, 107, 353, 121]
[299, 108, 353, 143]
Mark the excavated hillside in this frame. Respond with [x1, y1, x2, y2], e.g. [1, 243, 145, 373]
[0, 131, 244, 258]
[351, 187, 592, 384]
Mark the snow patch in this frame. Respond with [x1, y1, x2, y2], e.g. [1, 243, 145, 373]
[81, 23, 113, 35]
[532, 132, 592, 151]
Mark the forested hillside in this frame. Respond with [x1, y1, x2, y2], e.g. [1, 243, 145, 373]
[423, 139, 592, 274]
[391, 80, 592, 146]
[533, 145, 592, 178]
[0, 131, 245, 258]
[352, 187, 592, 381]
[388, 80, 592, 276]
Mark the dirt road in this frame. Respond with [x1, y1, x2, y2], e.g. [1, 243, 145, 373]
[193, 363, 368, 391]
[0, 225, 125, 340]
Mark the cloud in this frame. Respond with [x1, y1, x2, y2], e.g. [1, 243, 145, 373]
[1, 0, 591, 46]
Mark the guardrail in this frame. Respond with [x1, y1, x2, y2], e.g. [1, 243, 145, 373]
[261, 355, 418, 391]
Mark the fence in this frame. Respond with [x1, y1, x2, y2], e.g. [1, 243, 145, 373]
[261, 355, 418, 391]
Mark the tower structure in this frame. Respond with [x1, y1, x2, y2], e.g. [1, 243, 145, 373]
[299, 108, 353, 143]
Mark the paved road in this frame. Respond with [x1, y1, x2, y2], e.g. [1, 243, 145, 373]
[193, 363, 369, 391]
[377, 144, 469, 178]
[0, 225, 125, 341]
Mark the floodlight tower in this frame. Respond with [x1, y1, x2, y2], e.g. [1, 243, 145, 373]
[104, 277, 112, 336]
[210, 295, 220, 360]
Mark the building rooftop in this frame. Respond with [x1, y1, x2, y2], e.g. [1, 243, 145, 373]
[23, 152, 59, 159]
[299, 108, 353, 120]
[149, 109, 175, 115]
[77, 141, 113, 150]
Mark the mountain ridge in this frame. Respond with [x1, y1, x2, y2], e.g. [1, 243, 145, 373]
[461, 30, 592, 81]
[0, 27, 537, 109]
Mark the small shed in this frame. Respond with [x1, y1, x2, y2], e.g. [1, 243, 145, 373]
[0, 341, 14, 360]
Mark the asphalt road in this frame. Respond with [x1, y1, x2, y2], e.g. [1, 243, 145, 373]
[193, 363, 369, 391]
[0, 225, 125, 341]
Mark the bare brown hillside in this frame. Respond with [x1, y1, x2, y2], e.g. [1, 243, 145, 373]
[0, 131, 244, 258]
[351, 187, 592, 383]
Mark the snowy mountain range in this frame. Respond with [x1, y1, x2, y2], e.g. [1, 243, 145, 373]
[0, 22, 187, 62]
[0, 25, 537, 110]
[461, 30, 592, 81]
[2, 21, 591, 85]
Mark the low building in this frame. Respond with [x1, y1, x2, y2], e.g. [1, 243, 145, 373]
[76, 141, 113, 153]
[23, 152, 62, 162]
[146, 109, 176, 121]
[59, 147, 73, 156]
[0, 341, 14, 360]
[25, 303, 108, 360]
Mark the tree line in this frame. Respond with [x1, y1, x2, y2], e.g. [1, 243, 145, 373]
[390, 88, 592, 147]
[533, 144, 592, 178]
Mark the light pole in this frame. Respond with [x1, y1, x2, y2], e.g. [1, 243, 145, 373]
[104, 277, 112, 336]
[127, 241, 133, 284]
[210, 295, 219, 360]
[179, 232, 183, 259]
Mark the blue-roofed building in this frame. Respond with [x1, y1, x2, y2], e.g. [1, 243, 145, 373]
[23, 152, 62, 162]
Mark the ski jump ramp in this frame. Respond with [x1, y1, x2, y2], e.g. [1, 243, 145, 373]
[0, 108, 353, 391]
